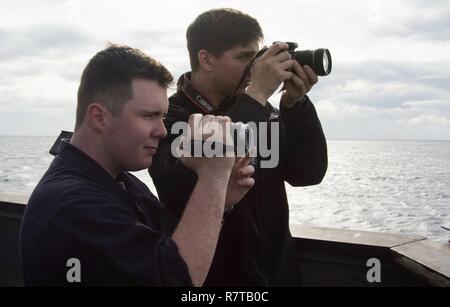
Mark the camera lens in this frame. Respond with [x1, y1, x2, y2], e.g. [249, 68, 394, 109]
[323, 51, 330, 73]
[293, 48, 332, 76]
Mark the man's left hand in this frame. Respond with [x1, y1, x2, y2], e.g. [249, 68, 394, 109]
[225, 154, 255, 208]
[281, 62, 318, 108]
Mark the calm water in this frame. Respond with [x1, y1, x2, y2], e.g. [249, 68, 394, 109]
[1, 136, 449, 242]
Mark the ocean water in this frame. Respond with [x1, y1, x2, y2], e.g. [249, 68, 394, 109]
[1, 136, 449, 242]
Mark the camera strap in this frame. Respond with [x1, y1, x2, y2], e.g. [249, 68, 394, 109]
[177, 73, 214, 113]
[217, 46, 270, 111]
[231, 46, 268, 98]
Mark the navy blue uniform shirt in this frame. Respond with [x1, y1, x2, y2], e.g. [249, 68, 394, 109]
[20, 141, 192, 286]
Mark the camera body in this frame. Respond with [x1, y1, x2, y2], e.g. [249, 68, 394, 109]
[283, 42, 332, 76]
[185, 122, 255, 157]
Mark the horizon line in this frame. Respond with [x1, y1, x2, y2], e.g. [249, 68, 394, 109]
[1, 135, 449, 142]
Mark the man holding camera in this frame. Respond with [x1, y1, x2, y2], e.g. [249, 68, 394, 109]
[149, 8, 328, 286]
[20, 45, 255, 286]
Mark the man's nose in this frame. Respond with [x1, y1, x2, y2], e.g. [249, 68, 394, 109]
[155, 119, 167, 139]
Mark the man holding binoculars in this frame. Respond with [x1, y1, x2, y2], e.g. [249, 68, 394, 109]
[149, 8, 328, 286]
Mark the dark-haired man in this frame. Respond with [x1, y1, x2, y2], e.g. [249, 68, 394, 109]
[149, 8, 328, 286]
[19, 45, 254, 286]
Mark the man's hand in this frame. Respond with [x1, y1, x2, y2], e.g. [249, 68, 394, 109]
[173, 114, 237, 286]
[245, 42, 294, 105]
[225, 154, 255, 208]
[180, 114, 235, 178]
[281, 62, 318, 108]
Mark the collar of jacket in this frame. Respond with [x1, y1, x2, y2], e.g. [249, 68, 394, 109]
[176, 72, 218, 114]
[56, 140, 134, 198]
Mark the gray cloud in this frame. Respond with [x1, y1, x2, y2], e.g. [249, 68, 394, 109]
[128, 30, 185, 49]
[0, 91, 76, 136]
[372, 2, 450, 41]
[409, 0, 450, 9]
[0, 107, 75, 136]
[0, 64, 43, 83]
[0, 24, 94, 61]
[335, 60, 450, 88]
[0, 87, 74, 112]
[1, 0, 449, 140]
[312, 60, 450, 112]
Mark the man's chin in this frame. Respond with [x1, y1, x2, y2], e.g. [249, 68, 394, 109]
[145, 157, 153, 169]
[235, 87, 247, 95]
[129, 158, 153, 172]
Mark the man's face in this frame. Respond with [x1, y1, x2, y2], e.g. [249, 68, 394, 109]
[104, 79, 168, 173]
[210, 40, 260, 98]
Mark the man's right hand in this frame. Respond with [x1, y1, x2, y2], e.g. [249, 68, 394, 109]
[245, 42, 294, 105]
[173, 113, 239, 286]
[180, 114, 235, 178]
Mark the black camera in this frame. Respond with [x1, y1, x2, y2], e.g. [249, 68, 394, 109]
[283, 42, 332, 76]
[183, 122, 255, 157]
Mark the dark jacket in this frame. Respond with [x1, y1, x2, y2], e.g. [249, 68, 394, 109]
[149, 73, 328, 286]
[20, 141, 192, 286]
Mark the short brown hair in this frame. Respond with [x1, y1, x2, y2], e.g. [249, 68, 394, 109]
[76, 44, 173, 129]
[187, 8, 263, 71]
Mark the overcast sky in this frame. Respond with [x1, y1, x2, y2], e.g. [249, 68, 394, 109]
[1, 0, 449, 140]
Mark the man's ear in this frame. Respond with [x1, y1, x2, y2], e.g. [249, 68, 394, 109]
[197, 49, 214, 72]
[85, 103, 111, 132]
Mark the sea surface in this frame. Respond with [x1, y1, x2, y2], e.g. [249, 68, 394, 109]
[1, 136, 449, 242]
